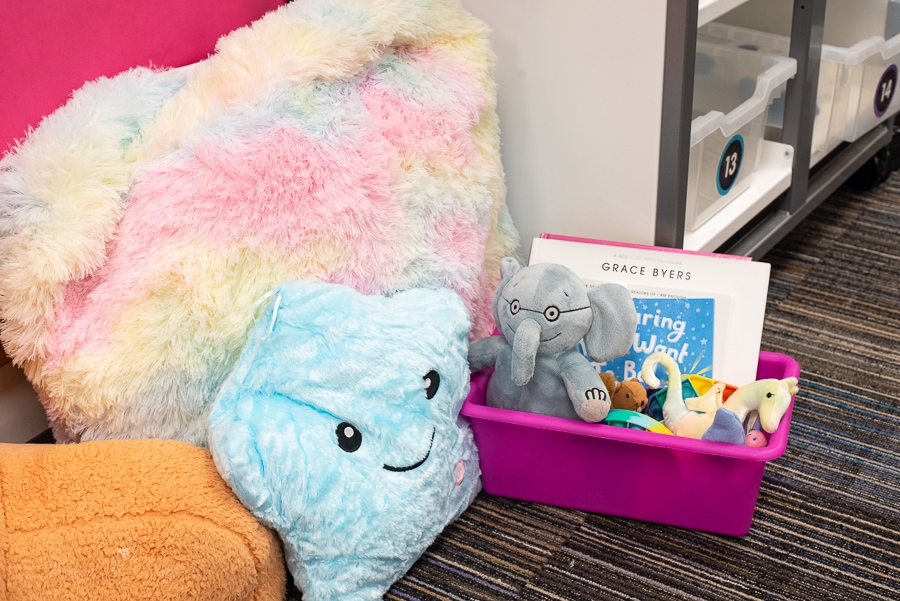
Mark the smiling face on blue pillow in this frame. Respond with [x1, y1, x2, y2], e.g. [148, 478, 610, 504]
[208, 281, 480, 601]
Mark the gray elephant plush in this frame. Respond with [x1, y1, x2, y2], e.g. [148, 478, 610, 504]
[468, 258, 637, 422]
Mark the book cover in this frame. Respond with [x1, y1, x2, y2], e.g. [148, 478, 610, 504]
[528, 235, 770, 386]
[582, 295, 716, 383]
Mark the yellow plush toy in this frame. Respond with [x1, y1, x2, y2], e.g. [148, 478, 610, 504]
[0, 439, 285, 601]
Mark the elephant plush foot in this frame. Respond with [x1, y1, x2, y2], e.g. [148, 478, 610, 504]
[575, 388, 611, 423]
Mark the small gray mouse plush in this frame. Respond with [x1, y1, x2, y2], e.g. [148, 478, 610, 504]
[468, 258, 637, 422]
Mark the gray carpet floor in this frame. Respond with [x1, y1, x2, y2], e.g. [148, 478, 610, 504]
[337, 173, 900, 600]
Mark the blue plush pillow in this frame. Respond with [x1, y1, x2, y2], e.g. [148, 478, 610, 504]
[208, 281, 481, 601]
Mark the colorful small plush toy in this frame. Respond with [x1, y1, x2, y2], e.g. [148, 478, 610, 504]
[641, 352, 799, 445]
[745, 429, 769, 447]
[601, 409, 672, 434]
[468, 258, 637, 423]
[0, 439, 285, 601]
[600, 372, 650, 413]
[208, 281, 480, 601]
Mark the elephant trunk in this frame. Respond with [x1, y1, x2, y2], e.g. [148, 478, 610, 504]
[511, 318, 541, 386]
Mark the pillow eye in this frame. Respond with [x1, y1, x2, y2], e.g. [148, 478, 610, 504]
[424, 370, 440, 399]
[509, 299, 520, 315]
[336, 421, 362, 453]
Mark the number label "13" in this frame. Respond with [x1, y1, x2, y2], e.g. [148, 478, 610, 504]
[716, 135, 744, 196]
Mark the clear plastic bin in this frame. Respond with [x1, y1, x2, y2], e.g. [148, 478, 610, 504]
[701, 0, 900, 156]
[461, 352, 800, 536]
[686, 41, 796, 231]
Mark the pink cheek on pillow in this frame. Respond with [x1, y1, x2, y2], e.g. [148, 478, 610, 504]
[745, 431, 768, 447]
[455, 460, 465, 486]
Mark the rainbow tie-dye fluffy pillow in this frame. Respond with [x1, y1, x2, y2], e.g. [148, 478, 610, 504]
[0, 0, 517, 445]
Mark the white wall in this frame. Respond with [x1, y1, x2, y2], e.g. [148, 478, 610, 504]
[461, 1, 670, 256]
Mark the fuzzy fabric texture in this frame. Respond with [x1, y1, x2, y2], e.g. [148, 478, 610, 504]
[0, 0, 518, 445]
[208, 281, 480, 601]
[468, 259, 637, 422]
[0, 440, 285, 601]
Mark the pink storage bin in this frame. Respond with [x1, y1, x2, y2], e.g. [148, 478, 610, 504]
[460, 351, 800, 536]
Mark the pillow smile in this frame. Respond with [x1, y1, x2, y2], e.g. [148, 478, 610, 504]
[383, 428, 435, 472]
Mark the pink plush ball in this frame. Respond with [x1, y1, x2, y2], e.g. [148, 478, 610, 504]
[745, 431, 768, 447]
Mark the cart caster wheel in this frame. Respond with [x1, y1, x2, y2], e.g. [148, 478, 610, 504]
[847, 147, 892, 191]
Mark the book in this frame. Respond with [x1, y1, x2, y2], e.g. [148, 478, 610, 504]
[528, 234, 771, 387]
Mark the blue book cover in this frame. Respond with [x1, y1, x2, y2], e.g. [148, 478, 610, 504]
[530, 236, 770, 386]
[580, 296, 715, 383]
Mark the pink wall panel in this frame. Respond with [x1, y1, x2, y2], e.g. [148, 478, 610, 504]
[1, 0, 284, 153]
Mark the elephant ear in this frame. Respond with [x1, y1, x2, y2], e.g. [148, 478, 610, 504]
[581, 283, 637, 363]
[499, 256, 522, 280]
[492, 257, 523, 336]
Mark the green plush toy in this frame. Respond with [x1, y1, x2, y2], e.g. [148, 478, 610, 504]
[468, 258, 637, 422]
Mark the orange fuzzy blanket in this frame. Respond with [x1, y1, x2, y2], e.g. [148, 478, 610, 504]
[0, 440, 285, 601]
